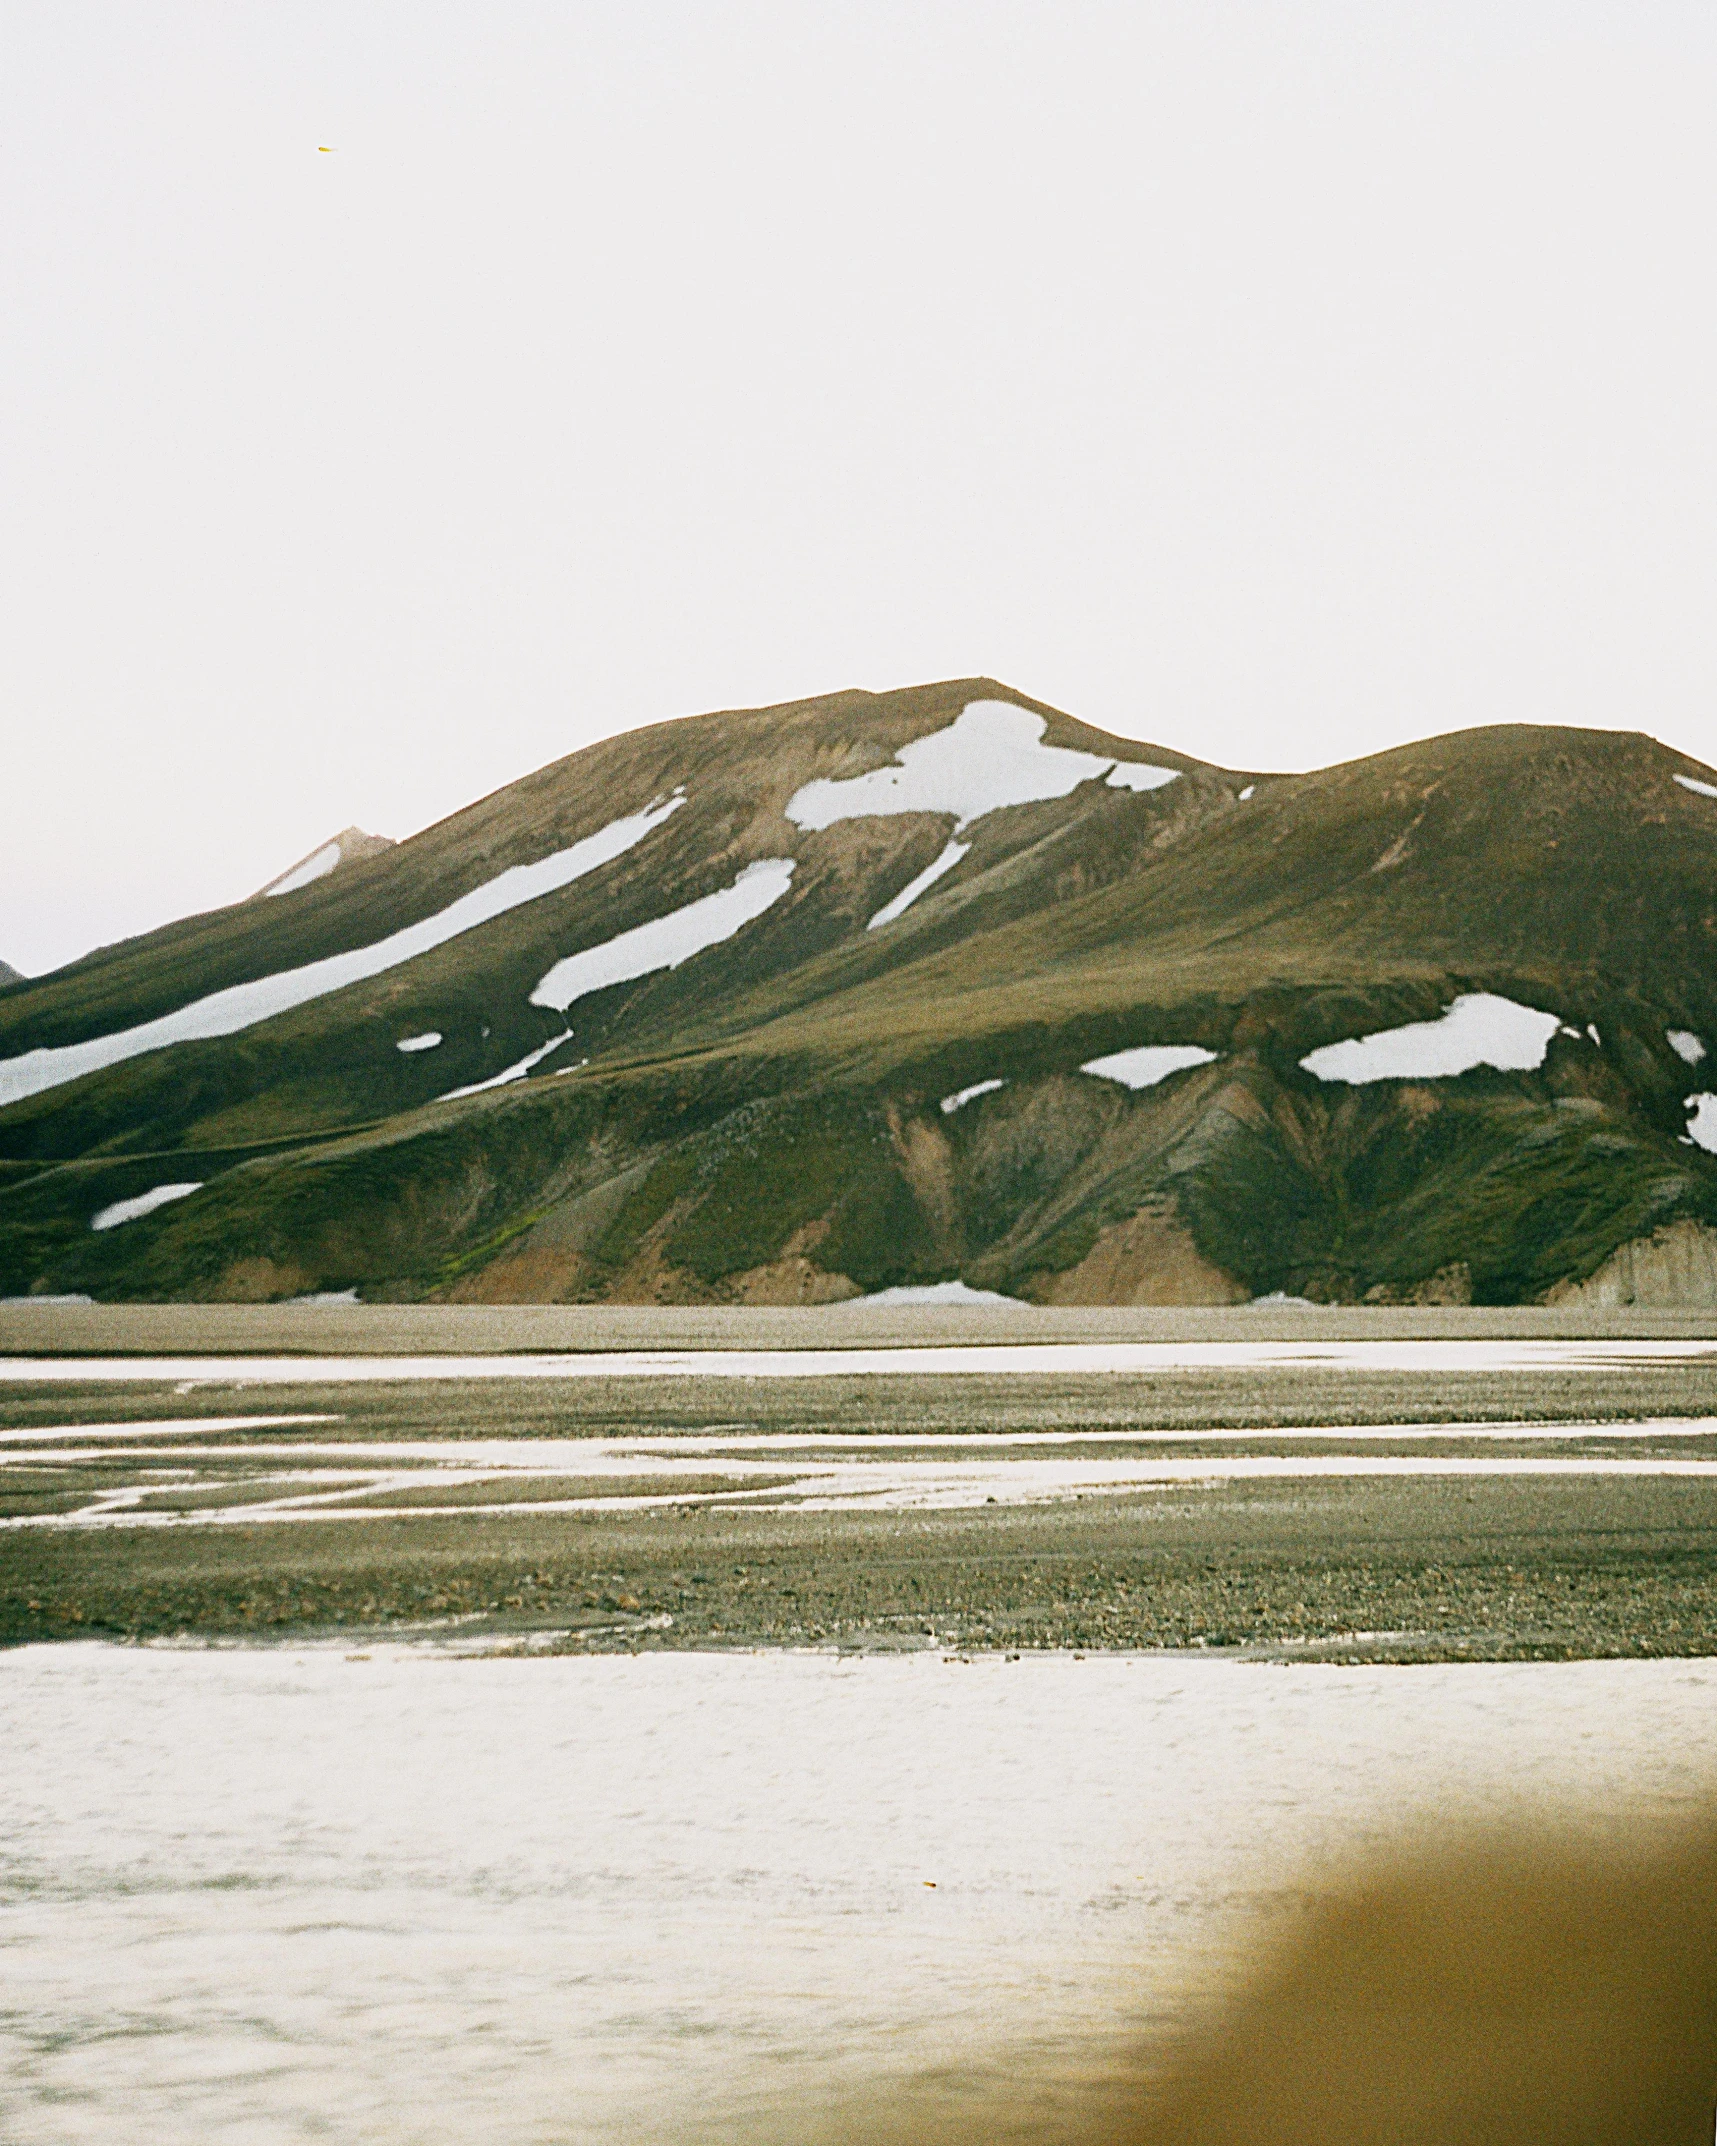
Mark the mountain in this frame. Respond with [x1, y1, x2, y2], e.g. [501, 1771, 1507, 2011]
[4, 678, 1717, 1306]
[253, 826, 395, 900]
[0, 960, 23, 988]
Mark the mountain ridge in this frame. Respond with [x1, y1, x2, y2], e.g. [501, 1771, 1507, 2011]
[4, 680, 1716, 1307]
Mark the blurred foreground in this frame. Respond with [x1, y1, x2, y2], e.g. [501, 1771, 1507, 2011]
[5, 1649, 1715, 2144]
[848, 1814, 1717, 2146]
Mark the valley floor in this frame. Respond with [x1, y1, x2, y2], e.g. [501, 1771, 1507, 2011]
[4, 1308, 1716, 1659]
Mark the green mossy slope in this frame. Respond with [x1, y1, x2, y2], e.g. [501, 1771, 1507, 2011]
[6, 688, 1717, 1303]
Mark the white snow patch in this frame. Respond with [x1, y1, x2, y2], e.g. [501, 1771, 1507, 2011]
[1675, 773, 1717, 800]
[1685, 1095, 1717, 1153]
[1250, 1292, 1319, 1307]
[529, 859, 795, 1014]
[281, 1290, 362, 1306]
[0, 798, 685, 1111]
[0, 1294, 93, 1306]
[440, 1030, 574, 1101]
[940, 1079, 1005, 1115]
[263, 841, 342, 897]
[1668, 1029, 1706, 1066]
[1587, 1024, 1602, 1047]
[1300, 993, 1561, 1084]
[858, 1281, 1027, 1307]
[1103, 759, 1181, 794]
[867, 840, 970, 929]
[396, 1032, 443, 1054]
[1081, 1044, 1218, 1090]
[1237, 784, 1256, 802]
[784, 701, 1178, 835]
[90, 1183, 204, 1232]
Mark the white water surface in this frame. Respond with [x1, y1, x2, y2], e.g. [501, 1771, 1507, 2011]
[88, 1182, 203, 1232]
[0, 1414, 335, 1445]
[6, 1338, 1716, 1385]
[784, 702, 1178, 833]
[16, 1417, 1707, 1454]
[2, 1648, 1714, 2146]
[7, 1419, 1716, 1530]
[1300, 992, 1561, 1084]
[0, 797, 684, 1109]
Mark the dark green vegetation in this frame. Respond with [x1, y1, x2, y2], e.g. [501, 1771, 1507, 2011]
[6, 679, 1717, 1304]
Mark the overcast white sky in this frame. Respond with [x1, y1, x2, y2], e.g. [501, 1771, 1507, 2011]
[5, 3, 1716, 977]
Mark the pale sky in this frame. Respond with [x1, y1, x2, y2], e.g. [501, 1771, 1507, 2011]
[5, 2, 1716, 978]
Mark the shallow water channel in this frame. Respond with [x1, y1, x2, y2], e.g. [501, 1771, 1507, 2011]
[4, 1647, 1716, 2144]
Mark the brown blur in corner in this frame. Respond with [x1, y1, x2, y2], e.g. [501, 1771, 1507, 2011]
[829, 1810, 1717, 2146]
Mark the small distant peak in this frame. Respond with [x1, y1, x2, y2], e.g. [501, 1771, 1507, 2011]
[254, 825, 395, 900]
[0, 957, 25, 987]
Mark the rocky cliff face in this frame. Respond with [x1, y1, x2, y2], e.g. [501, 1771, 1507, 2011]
[4, 680, 1717, 1303]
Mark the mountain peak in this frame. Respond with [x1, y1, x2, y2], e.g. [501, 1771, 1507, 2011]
[253, 826, 395, 901]
[4, 685, 1717, 1308]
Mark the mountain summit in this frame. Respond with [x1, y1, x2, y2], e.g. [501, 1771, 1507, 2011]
[252, 826, 396, 901]
[4, 679, 1717, 1306]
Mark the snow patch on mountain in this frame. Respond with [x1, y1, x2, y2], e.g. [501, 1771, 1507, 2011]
[1675, 774, 1717, 801]
[1103, 759, 1182, 793]
[941, 1079, 1005, 1115]
[396, 1032, 443, 1053]
[265, 842, 341, 897]
[1668, 1030, 1706, 1066]
[1082, 1044, 1218, 1090]
[1685, 1096, 1717, 1153]
[257, 826, 396, 900]
[530, 859, 795, 1015]
[90, 1182, 204, 1231]
[1301, 993, 1561, 1084]
[868, 841, 970, 929]
[785, 701, 1178, 835]
[440, 1030, 575, 1101]
[858, 1280, 1026, 1306]
[0, 797, 685, 1111]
